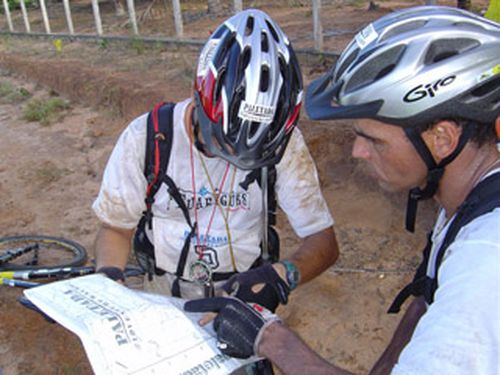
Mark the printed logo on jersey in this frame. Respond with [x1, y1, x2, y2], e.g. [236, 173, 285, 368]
[194, 245, 220, 269]
[166, 186, 250, 211]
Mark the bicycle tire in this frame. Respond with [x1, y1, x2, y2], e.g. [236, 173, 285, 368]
[0, 235, 87, 271]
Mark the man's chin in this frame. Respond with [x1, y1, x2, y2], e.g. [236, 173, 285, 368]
[376, 180, 401, 193]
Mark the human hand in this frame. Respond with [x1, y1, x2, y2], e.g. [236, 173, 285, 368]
[184, 297, 280, 359]
[221, 263, 290, 312]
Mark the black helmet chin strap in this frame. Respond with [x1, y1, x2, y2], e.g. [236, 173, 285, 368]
[404, 124, 473, 232]
[191, 107, 208, 154]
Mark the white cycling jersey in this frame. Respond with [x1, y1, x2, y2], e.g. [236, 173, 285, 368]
[93, 99, 334, 289]
[393, 169, 500, 375]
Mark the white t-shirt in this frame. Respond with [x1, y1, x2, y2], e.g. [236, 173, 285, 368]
[393, 170, 500, 375]
[93, 99, 333, 279]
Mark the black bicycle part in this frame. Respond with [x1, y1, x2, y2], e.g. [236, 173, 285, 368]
[0, 235, 87, 271]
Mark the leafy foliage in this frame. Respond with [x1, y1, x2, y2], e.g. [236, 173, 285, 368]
[0, 0, 34, 13]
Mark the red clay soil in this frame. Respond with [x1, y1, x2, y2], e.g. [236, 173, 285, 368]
[0, 1, 488, 373]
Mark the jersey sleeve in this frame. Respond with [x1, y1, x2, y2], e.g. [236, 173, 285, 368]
[275, 128, 334, 238]
[392, 210, 500, 375]
[92, 113, 149, 229]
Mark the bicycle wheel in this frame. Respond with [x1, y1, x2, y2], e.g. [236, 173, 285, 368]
[0, 235, 87, 271]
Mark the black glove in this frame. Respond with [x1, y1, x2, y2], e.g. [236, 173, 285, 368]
[96, 266, 125, 281]
[221, 263, 290, 312]
[184, 297, 279, 359]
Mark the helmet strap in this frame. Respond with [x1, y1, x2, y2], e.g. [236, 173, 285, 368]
[191, 108, 208, 155]
[403, 123, 473, 232]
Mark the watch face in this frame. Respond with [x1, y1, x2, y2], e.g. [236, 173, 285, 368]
[282, 260, 299, 289]
[289, 269, 300, 283]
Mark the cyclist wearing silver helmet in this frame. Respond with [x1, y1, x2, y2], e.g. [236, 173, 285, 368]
[186, 6, 500, 374]
[93, 9, 338, 316]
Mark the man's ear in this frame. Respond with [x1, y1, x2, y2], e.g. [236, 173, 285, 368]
[422, 120, 461, 163]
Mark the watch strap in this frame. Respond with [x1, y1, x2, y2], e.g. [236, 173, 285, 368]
[280, 260, 300, 290]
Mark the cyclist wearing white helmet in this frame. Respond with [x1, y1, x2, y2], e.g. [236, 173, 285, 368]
[93, 9, 337, 321]
[186, 6, 500, 374]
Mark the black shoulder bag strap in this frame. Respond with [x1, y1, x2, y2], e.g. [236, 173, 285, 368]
[240, 165, 280, 264]
[388, 172, 500, 313]
[143, 102, 175, 229]
[141, 102, 197, 295]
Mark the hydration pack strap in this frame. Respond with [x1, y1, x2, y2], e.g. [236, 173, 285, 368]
[144, 102, 175, 229]
[389, 172, 500, 313]
[388, 233, 432, 313]
[240, 166, 279, 262]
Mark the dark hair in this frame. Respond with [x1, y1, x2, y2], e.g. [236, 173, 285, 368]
[416, 118, 496, 147]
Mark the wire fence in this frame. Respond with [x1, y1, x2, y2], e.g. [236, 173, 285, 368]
[1, 0, 490, 57]
[0, 0, 332, 52]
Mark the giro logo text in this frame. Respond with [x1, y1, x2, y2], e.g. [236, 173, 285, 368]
[404, 75, 456, 103]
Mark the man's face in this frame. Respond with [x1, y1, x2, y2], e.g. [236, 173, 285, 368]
[352, 119, 427, 193]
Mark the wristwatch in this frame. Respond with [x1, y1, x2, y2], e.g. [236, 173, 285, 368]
[280, 260, 300, 290]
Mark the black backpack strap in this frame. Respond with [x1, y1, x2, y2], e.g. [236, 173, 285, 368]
[388, 233, 432, 313]
[142, 102, 198, 294]
[144, 102, 175, 229]
[389, 172, 500, 314]
[239, 166, 280, 263]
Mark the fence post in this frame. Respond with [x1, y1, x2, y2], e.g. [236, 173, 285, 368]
[19, 0, 31, 32]
[2, 0, 13, 31]
[39, 0, 51, 33]
[126, 0, 139, 35]
[172, 0, 183, 37]
[62, 0, 74, 34]
[91, 0, 103, 35]
[312, 0, 323, 51]
[234, 0, 242, 13]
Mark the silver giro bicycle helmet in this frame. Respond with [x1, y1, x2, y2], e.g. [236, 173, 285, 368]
[193, 9, 303, 170]
[305, 6, 500, 231]
[306, 5, 499, 127]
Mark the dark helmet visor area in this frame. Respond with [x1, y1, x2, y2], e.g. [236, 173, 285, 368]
[194, 91, 289, 170]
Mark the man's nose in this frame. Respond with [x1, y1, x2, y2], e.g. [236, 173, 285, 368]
[352, 137, 370, 160]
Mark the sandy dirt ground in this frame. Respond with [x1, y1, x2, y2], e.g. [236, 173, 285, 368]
[0, 0, 491, 374]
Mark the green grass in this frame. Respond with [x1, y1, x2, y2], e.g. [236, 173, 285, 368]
[129, 37, 145, 55]
[0, 81, 32, 103]
[23, 97, 70, 126]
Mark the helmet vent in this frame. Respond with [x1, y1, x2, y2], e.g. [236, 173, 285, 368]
[248, 121, 260, 138]
[261, 31, 269, 52]
[345, 44, 405, 93]
[454, 21, 489, 32]
[464, 76, 500, 112]
[266, 20, 280, 43]
[214, 69, 225, 104]
[260, 66, 270, 92]
[245, 16, 255, 36]
[425, 38, 479, 64]
[335, 47, 359, 81]
[241, 47, 251, 70]
[380, 20, 427, 42]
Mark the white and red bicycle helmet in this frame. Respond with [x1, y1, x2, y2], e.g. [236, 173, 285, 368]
[194, 9, 303, 170]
